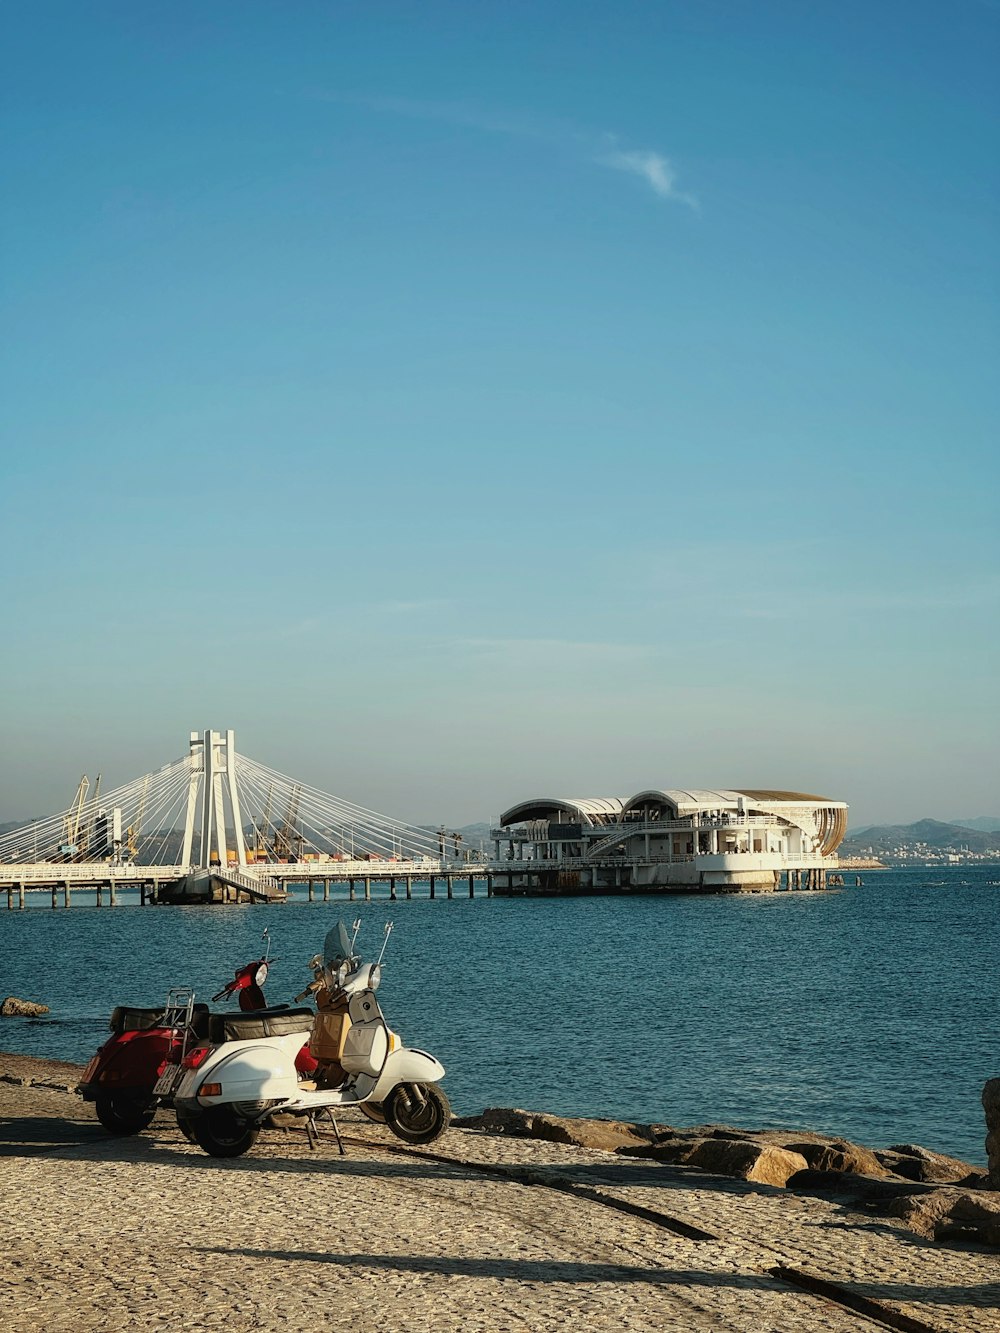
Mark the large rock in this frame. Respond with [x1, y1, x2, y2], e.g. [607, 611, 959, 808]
[887, 1187, 1000, 1248]
[520, 1113, 651, 1152]
[984, 1079, 1000, 1188]
[875, 1143, 979, 1184]
[685, 1139, 809, 1187]
[783, 1140, 889, 1177]
[454, 1107, 651, 1151]
[1, 996, 49, 1017]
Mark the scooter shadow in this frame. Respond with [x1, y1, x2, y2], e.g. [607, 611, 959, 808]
[0, 1114, 488, 1182]
[0, 1112, 107, 1156]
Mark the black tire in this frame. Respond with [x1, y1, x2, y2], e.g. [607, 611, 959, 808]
[384, 1083, 450, 1145]
[191, 1106, 260, 1158]
[176, 1112, 197, 1143]
[95, 1093, 157, 1135]
[357, 1100, 386, 1124]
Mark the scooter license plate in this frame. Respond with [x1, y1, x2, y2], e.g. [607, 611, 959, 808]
[153, 1067, 180, 1097]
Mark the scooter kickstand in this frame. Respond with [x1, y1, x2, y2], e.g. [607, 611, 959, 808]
[323, 1108, 346, 1156]
[305, 1110, 346, 1155]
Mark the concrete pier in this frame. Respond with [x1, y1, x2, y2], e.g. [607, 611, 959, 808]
[1, 863, 495, 907]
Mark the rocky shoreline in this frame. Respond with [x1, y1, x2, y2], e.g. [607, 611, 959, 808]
[454, 1107, 1000, 1248]
[2, 1050, 999, 1331]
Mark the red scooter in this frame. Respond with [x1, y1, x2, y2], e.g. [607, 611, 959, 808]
[77, 933, 276, 1135]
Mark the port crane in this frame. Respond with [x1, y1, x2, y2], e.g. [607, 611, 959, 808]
[125, 774, 150, 861]
[273, 785, 302, 861]
[60, 776, 89, 858]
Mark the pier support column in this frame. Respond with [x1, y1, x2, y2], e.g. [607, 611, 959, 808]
[19, 883, 25, 910]
[468, 874, 475, 898]
[348, 878, 355, 901]
[323, 879, 330, 901]
[429, 876, 435, 900]
[6, 885, 12, 910]
[96, 884, 102, 907]
[390, 876, 396, 901]
[487, 875, 493, 898]
[63, 882, 71, 908]
[405, 877, 412, 900]
[364, 877, 371, 901]
[51, 886, 58, 909]
[446, 875, 453, 900]
[110, 880, 117, 907]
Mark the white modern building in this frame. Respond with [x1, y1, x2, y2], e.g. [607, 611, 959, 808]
[491, 788, 848, 894]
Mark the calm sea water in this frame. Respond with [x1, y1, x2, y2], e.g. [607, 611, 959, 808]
[1, 865, 997, 1163]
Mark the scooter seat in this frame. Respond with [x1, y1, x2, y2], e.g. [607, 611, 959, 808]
[109, 1005, 165, 1034]
[109, 1002, 210, 1035]
[208, 1006, 314, 1044]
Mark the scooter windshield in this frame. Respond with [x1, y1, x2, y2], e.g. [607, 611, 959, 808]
[323, 920, 354, 967]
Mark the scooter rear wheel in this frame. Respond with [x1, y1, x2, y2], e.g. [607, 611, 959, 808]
[95, 1093, 157, 1136]
[191, 1106, 260, 1158]
[175, 1112, 198, 1143]
[384, 1083, 450, 1145]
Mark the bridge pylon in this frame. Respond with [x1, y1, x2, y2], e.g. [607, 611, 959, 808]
[181, 730, 248, 871]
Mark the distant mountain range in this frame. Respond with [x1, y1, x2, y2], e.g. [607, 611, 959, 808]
[842, 818, 1000, 856]
[950, 816, 1000, 833]
[2, 815, 998, 858]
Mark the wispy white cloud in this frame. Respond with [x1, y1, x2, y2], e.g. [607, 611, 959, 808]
[311, 91, 696, 207]
[594, 138, 698, 209]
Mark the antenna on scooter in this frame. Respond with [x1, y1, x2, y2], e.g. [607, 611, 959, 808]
[261, 927, 271, 962]
[349, 918, 362, 955]
[375, 921, 393, 967]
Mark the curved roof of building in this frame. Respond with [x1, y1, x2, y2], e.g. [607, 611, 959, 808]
[622, 788, 846, 814]
[499, 797, 626, 827]
[737, 789, 846, 805]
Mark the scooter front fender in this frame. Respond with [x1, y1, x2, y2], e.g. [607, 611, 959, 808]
[369, 1048, 445, 1103]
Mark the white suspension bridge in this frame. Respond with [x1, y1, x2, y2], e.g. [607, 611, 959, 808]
[0, 730, 491, 907]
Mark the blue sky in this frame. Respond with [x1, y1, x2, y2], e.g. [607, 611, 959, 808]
[2, 1, 998, 827]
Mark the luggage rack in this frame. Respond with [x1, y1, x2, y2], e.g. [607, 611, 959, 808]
[161, 988, 197, 1060]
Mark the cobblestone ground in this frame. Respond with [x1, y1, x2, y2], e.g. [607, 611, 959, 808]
[1, 1067, 997, 1332]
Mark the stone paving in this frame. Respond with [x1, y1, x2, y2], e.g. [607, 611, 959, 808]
[1, 1061, 998, 1332]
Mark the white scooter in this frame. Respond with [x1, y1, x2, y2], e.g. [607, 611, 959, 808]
[173, 920, 450, 1157]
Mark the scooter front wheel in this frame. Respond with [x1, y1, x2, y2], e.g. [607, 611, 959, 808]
[95, 1093, 157, 1136]
[191, 1106, 260, 1158]
[384, 1083, 450, 1145]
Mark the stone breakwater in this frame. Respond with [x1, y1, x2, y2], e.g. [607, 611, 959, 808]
[455, 1108, 1000, 1250]
[1, 1054, 999, 1333]
[985, 1078, 1000, 1189]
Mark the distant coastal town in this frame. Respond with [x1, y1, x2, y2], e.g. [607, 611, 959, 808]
[837, 817, 1000, 868]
